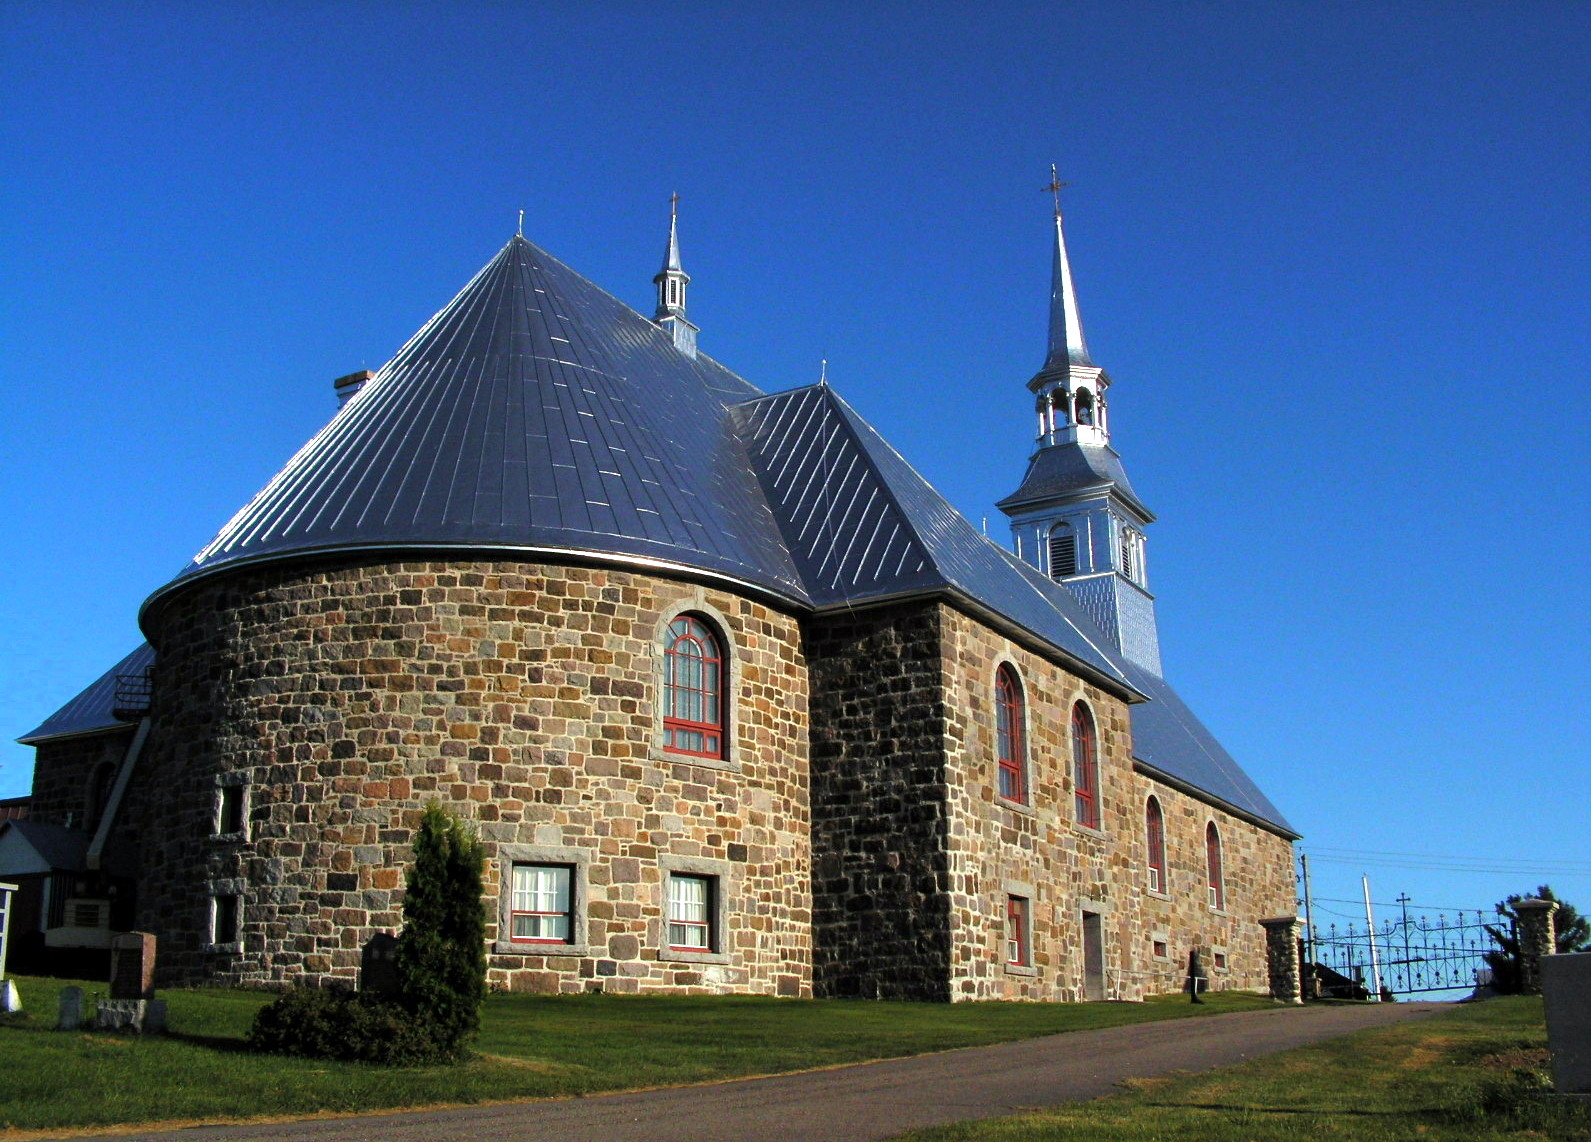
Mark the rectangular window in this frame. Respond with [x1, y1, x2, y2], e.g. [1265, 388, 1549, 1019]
[1005, 895, 1030, 967]
[667, 874, 714, 951]
[1213, 951, 1228, 972]
[218, 785, 245, 835]
[212, 894, 240, 945]
[1152, 938, 1169, 960]
[510, 864, 573, 943]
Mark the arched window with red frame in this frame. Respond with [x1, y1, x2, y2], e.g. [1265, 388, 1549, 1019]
[1206, 821, 1226, 911]
[1072, 702, 1100, 828]
[1145, 796, 1167, 893]
[663, 614, 725, 758]
[995, 665, 1027, 803]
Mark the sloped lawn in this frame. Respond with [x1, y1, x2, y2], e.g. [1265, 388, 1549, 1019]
[0, 975, 1274, 1132]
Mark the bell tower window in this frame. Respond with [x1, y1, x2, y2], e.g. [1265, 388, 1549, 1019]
[1048, 524, 1076, 579]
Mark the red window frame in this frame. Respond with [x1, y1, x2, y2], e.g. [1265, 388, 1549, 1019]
[1145, 796, 1166, 893]
[995, 666, 1027, 803]
[663, 615, 725, 759]
[1006, 895, 1030, 966]
[667, 873, 714, 951]
[509, 863, 573, 945]
[1072, 703, 1100, 829]
[1206, 822, 1225, 911]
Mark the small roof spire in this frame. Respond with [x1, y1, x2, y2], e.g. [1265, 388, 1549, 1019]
[661, 191, 683, 275]
[517, 209, 524, 237]
[1042, 165, 1092, 369]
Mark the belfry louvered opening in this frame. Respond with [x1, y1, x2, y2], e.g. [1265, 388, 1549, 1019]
[1048, 526, 1076, 579]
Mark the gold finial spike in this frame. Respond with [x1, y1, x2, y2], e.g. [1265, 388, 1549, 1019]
[1044, 163, 1071, 217]
[517, 209, 524, 237]
[670, 191, 680, 220]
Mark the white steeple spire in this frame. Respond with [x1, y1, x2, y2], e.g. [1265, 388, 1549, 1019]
[1030, 167, 1109, 449]
[1044, 175, 1093, 370]
[652, 192, 698, 358]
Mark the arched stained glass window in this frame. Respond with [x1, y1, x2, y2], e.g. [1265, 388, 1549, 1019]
[995, 665, 1027, 803]
[1206, 821, 1226, 911]
[1146, 797, 1166, 893]
[1072, 702, 1100, 829]
[663, 614, 724, 758]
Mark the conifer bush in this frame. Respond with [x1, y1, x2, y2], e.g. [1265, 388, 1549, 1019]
[392, 802, 488, 1061]
[247, 803, 486, 1065]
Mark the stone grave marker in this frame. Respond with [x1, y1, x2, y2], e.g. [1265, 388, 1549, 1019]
[58, 985, 84, 1030]
[1542, 953, 1591, 1094]
[361, 932, 400, 997]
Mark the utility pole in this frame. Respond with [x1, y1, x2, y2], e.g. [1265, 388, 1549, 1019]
[1301, 853, 1316, 974]
[1364, 875, 1384, 1001]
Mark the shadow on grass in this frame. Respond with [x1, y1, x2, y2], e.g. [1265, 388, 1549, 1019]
[1148, 1102, 1410, 1117]
[164, 1030, 254, 1054]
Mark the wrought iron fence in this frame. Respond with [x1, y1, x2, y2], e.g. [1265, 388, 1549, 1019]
[1307, 909, 1494, 996]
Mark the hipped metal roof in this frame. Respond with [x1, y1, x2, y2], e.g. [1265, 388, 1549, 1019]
[27, 231, 1290, 834]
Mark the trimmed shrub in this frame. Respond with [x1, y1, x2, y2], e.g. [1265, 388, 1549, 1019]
[245, 987, 435, 1065]
[247, 803, 487, 1065]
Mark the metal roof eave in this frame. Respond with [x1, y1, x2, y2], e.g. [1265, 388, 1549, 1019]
[17, 721, 138, 747]
[810, 585, 1145, 705]
[138, 540, 815, 633]
[1132, 757, 1301, 841]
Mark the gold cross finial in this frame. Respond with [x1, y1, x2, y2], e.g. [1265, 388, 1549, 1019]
[670, 191, 679, 220]
[1044, 163, 1070, 216]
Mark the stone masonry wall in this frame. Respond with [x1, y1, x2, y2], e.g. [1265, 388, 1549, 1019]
[939, 607, 1136, 1001]
[133, 559, 811, 995]
[1127, 773, 1297, 997]
[806, 602, 953, 1000]
[938, 607, 1295, 1000]
[28, 731, 134, 832]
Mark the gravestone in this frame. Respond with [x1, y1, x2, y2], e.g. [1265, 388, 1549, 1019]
[94, 931, 160, 1032]
[57, 985, 84, 1030]
[109, 931, 157, 1000]
[1542, 953, 1591, 1094]
[360, 932, 400, 997]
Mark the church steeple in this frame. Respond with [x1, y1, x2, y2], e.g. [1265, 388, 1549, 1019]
[1028, 168, 1111, 450]
[653, 193, 698, 358]
[998, 172, 1162, 675]
[1045, 177, 1093, 371]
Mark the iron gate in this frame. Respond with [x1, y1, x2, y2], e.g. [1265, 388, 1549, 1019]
[1308, 908, 1494, 996]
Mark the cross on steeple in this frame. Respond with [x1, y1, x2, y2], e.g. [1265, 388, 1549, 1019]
[1044, 164, 1071, 217]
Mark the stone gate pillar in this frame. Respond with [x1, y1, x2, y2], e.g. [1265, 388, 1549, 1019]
[1514, 898, 1559, 996]
[1260, 916, 1303, 1004]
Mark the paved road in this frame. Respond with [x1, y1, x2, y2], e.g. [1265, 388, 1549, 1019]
[57, 1003, 1443, 1142]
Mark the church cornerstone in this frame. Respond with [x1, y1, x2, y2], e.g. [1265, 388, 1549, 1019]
[1260, 917, 1303, 1004]
[1514, 898, 1558, 996]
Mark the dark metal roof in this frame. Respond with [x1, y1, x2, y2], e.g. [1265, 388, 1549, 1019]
[989, 547, 1293, 836]
[737, 384, 1134, 691]
[26, 226, 1288, 835]
[1121, 662, 1298, 837]
[148, 235, 807, 613]
[18, 643, 151, 744]
[997, 441, 1152, 520]
[0, 819, 91, 872]
[735, 385, 941, 604]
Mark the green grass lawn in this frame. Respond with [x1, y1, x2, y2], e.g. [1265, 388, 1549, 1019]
[889, 996, 1591, 1142]
[0, 975, 1275, 1133]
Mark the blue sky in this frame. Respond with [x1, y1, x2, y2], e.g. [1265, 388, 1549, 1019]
[4, 2, 1588, 940]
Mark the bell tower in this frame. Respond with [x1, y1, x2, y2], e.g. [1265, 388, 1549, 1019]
[997, 171, 1162, 676]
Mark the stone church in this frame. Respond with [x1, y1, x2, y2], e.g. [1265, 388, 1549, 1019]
[7, 196, 1298, 1001]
